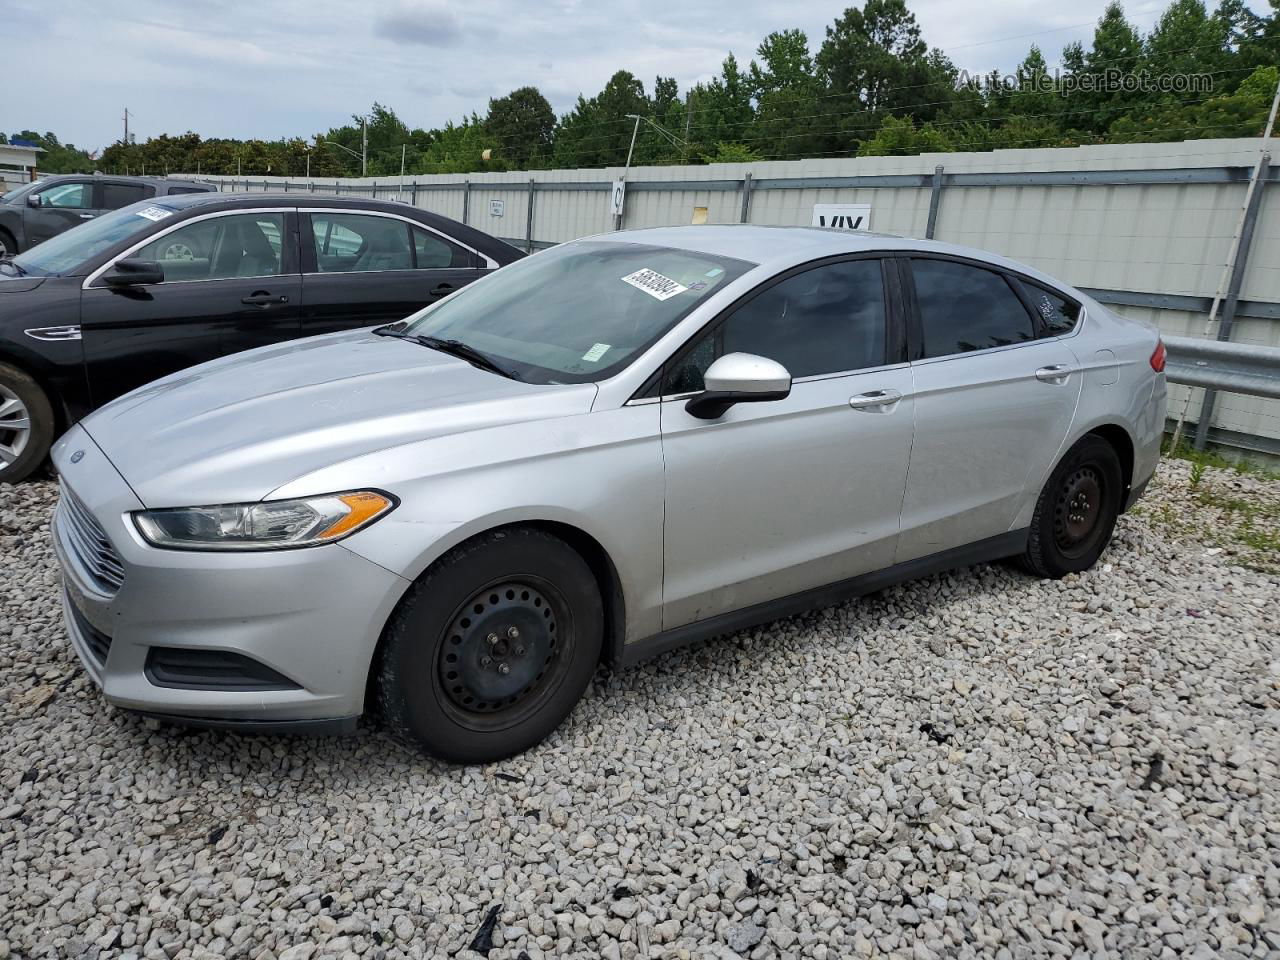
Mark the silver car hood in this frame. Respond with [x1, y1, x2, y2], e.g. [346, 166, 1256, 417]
[81, 330, 596, 507]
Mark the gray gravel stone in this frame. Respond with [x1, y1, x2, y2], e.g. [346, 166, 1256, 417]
[1, 458, 1278, 959]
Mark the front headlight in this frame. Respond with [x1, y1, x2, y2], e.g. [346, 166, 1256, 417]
[133, 491, 396, 551]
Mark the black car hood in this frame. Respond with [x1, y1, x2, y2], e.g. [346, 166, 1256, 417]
[0, 275, 46, 293]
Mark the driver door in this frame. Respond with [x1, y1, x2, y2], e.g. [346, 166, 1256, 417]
[659, 257, 915, 630]
[81, 210, 301, 406]
[25, 180, 101, 246]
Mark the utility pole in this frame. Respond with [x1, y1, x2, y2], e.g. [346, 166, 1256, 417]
[306, 151, 310, 179]
[362, 117, 368, 177]
[122, 108, 131, 145]
[399, 144, 406, 200]
[683, 92, 692, 164]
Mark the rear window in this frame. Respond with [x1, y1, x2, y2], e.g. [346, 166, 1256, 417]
[1022, 282, 1081, 336]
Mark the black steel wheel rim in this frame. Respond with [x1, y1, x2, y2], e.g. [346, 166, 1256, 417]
[1054, 464, 1105, 558]
[435, 577, 572, 731]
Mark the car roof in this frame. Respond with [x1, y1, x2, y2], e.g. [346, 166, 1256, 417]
[34, 173, 211, 190]
[591, 224, 1077, 294]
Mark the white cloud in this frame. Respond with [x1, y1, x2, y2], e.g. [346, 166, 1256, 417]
[374, 0, 464, 46]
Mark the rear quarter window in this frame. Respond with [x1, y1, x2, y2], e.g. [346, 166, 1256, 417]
[1021, 282, 1082, 336]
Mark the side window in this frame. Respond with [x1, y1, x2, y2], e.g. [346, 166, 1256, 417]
[132, 213, 286, 282]
[413, 226, 471, 268]
[35, 182, 92, 209]
[911, 259, 1035, 358]
[663, 259, 887, 394]
[166, 187, 210, 195]
[1022, 281, 1081, 336]
[311, 213, 412, 273]
[100, 183, 151, 209]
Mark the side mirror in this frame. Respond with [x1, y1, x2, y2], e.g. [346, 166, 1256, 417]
[26, 194, 42, 208]
[685, 352, 792, 420]
[103, 259, 165, 287]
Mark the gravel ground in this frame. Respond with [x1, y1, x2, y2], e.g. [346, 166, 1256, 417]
[1, 458, 1277, 960]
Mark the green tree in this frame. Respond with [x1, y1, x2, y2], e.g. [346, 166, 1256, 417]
[485, 86, 556, 170]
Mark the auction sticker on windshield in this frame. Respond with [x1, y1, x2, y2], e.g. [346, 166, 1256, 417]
[136, 206, 174, 222]
[621, 268, 688, 301]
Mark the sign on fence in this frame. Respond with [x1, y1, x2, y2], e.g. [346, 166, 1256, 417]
[610, 180, 626, 217]
[812, 203, 871, 231]
[489, 199, 505, 217]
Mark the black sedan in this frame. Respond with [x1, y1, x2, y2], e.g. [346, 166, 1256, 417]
[0, 174, 214, 258]
[0, 193, 524, 482]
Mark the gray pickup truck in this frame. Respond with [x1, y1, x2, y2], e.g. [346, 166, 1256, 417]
[0, 174, 214, 258]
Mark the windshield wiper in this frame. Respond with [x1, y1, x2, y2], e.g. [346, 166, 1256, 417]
[413, 336, 517, 379]
[0, 258, 27, 277]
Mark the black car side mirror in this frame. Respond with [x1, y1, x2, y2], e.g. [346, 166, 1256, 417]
[103, 259, 165, 287]
[26, 194, 42, 208]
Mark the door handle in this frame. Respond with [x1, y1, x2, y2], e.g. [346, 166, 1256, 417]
[1035, 364, 1072, 383]
[79, 213, 95, 219]
[241, 293, 288, 306]
[429, 282, 455, 297]
[849, 389, 902, 410]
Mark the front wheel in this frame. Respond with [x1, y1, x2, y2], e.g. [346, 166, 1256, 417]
[377, 527, 603, 763]
[0, 228, 16, 260]
[1020, 434, 1124, 579]
[0, 363, 55, 484]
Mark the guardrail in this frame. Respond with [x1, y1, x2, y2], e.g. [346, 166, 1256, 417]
[1164, 335, 1280, 399]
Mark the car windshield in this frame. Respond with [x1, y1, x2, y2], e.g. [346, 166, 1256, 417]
[4, 201, 176, 277]
[400, 240, 754, 383]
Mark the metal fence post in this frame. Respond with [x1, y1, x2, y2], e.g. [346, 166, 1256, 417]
[526, 179, 536, 253]
[739, 172, 753, 223]
[462, 180, 471, 224]
[925, 165, 945, 239]
[1195, 153, 1271, 450]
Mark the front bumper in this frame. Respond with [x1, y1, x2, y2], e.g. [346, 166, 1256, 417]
[51, 426, 410, 726]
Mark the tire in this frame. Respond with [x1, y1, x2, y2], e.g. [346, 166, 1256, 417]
[0, 363, 56, 485]
[377, 527, 603, 763]
[1020, 434, 1124, 579]
[0, 228, 16, 260]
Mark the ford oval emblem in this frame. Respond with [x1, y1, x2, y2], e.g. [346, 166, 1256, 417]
[70, 450, 84, 463]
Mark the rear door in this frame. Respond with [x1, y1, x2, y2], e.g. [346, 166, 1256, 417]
[24, 179, 101, 245]
[97, 180, 154, 213]
[896, 256, 1082, 563]
[300, 210, 487, 335]
[81, 209, 302, 406]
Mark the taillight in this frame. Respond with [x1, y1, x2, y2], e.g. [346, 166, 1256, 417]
[1150, 340, 1166, 373]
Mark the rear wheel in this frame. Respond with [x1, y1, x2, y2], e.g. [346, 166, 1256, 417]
[1020, 434, 1123, 579]
[0, 363, 55, 485]
[377, 527, 603, 763]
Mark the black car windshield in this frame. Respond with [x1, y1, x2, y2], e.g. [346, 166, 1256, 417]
[400, 240, 754, 383]
[6, 201, 176, 277]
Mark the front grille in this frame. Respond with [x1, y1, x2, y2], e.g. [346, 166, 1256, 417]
[57, 486, 126, 594]
[67, 594, 113, 666]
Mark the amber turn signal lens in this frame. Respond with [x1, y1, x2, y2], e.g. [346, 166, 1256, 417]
[322, 492, 395, 540]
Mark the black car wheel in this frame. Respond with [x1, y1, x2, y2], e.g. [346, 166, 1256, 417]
[0, 229, 16, 260]
[377, 527, 603, 763]
[0, 363, 55, 484]
[1020, 434, 1123, 579]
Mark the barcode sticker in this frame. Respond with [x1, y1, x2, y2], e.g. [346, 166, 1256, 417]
[582, 343, 611, 362]
[621, 268, 688, 301]
[136, 206, 174, 222]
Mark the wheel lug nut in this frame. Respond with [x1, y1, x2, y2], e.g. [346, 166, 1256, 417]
[498, 663, 511, 675]
[481, 656, 491, 666]
[507, 626, 520, 639]
[515, 645, 525, 656]
[486, 633, 499, 646]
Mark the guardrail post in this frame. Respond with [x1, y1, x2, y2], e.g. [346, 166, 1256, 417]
[1195, 153, 1270, 450]
[926, 165, 945, 239]
[463, 179, 471, 224]
[739, 172, 753, 223]
[526, 179, 536, 252]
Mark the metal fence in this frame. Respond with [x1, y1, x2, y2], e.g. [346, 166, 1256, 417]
[185, 136, 1280, 456]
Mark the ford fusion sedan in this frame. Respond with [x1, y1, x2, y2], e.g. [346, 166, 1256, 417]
[51, 226, 1166, 763]
[0, 193, 523, 482]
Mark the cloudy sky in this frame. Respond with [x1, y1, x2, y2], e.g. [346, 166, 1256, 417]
[8, 0, 1171, 152]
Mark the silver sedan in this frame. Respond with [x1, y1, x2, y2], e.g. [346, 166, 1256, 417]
[50, 226, 1167, 762]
